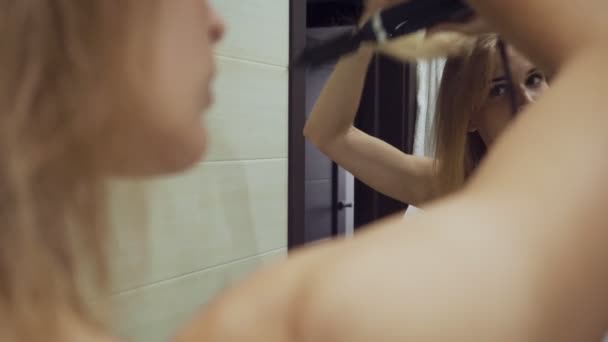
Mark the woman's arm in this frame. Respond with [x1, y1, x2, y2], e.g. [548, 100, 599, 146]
[304, 0, 437, 207]
[296, 47, 608, 342]
[304, 45, 436, 207]
[177, 42, 608, 342]
[464, 0, 608, 73]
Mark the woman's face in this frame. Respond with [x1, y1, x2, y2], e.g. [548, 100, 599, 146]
[104, 0, 225, 177]
[471, 46, 549, 146]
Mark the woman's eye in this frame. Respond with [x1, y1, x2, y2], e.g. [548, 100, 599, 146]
[526, 73, 545, 88]
[489, 83, 508, 98]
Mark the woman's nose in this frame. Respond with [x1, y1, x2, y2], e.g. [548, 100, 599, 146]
[516, 86, 535, 112]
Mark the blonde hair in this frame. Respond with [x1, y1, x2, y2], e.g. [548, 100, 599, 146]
[0, 1, 154, 340]
[377, 32, 502, 196]
[431, 34, 501, 195]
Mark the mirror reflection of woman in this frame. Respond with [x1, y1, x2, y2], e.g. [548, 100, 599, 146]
[304, 1, 549, 207]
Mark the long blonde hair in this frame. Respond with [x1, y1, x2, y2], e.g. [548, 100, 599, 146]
[0, 2, 153, 340]
[431, 34, 501, 195]
[376, 32, 502, 196]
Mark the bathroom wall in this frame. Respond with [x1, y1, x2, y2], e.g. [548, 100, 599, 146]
[110, 1, 289, 340]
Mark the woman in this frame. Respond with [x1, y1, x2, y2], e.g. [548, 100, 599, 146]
[305, 29, 548, 205]
[178, 0, 608, 341]
[0, 1, 224, 341]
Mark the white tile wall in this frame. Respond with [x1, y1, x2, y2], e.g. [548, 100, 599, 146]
[211, 0, 289, 66]
[205, 57, 288, 161]
[110, 1, 289, 340]
[111, 159, 287, 292]
[114, 249, 286, 342]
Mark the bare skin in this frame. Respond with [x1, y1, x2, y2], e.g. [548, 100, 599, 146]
[174, 1, 608, 341]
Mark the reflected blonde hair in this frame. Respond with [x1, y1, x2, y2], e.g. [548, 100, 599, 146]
[378, 32, 501, 196]
[376, 32, 502, 195]
[0, 1, 153, 340]
[431, 34, 500, 195]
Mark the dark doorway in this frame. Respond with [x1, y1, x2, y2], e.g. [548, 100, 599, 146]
[354, 56, 418, 228]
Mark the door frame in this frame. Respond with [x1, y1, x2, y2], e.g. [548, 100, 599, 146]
[288, 0, 307, 249]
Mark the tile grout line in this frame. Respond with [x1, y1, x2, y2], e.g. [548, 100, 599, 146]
[199, 157, 287, 165]
[215, 53, 288, 69]
[113, 246, 287, 296]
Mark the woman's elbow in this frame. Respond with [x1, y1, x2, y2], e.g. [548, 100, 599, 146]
[302, 122, 314, 142]
[303, 123, 331, 151]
